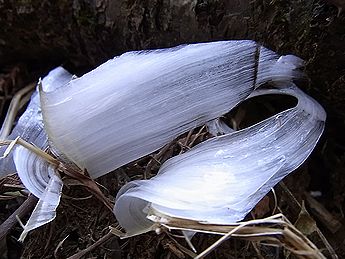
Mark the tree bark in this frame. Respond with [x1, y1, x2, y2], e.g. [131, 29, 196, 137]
[1, 0, 344, 110]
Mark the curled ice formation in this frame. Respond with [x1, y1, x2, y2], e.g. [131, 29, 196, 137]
[114, 84, 326, 236]
[0, 67, 73, 178]
[40, 40, 302, 179]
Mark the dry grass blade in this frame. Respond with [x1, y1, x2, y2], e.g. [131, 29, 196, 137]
[170, 238, 197, 258]
[0, 82, 35, 139]
[0, 138, 58, 165]
[66, 231, 114, 259]
[148, 212, 326, 259]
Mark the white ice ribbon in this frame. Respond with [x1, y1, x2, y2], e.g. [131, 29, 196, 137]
[40, 41, 303, 179]
[114, 84, 326, 236]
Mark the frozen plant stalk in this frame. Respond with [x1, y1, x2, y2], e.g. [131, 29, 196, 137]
[40, 40, 303, 179]
[114, 84, 326, 237]
[2, 41, 306, 239]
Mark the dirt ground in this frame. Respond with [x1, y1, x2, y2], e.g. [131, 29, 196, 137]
[1, 1, 345, 258]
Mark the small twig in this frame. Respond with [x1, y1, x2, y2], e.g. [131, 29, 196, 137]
[144, 141, 174, 179]
[62, 168, 113, 211]
[165, 232, 197, 258]
[195, 219, 269, 259]
[179, 129, 194, 154]
[0, 138, 113, 211]
[304, 192, 342, 233]
[188, 125, 206, 148]
[279, 182, 302, 208]
[251, 242, 265, 259]
[0, 194, 38, 242]
[66, 231, 114, 259]
[150, 211, 325, 259]
[62, 194, 93, 201]
[2, 184, 24, 190]
[279, 182, 338, 258]
[315, 228, 339, 259]
[161, 238, 186, 258]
